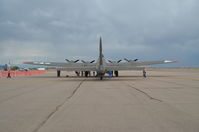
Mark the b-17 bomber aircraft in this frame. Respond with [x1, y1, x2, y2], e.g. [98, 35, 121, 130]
[24, 37, 178, 80]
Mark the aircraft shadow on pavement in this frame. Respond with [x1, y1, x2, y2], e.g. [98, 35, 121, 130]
[27, 75, 174, 82]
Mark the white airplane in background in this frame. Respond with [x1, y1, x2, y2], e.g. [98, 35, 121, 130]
[24, 37, 178, 80]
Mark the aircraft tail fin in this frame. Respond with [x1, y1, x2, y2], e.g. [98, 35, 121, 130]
[99, 37, 103, 65]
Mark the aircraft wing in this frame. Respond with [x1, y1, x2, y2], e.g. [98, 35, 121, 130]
[105, 60, 178, 71]
[24, 61, 96, 71]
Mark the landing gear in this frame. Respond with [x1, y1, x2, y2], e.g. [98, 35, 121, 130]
[85, 71, 89, 77]
[114, 71, 119, 77]
[97, 72, 104, 80]
[75, 71, 80, 76]
[81, 71, 84, 76]
[57, 70, 61, 77]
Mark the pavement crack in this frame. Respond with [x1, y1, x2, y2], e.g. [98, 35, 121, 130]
[67, 79, 85, 99]
[127, 84, 162, 102]
[32, 80, 85, 132]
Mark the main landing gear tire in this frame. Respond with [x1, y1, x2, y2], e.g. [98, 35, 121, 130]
[85, 71, 88, 77]
[57, 70, 61, 77]
[114, 71, 119, 77]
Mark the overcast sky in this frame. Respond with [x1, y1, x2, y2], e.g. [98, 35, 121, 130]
[0, 0, 199, 67]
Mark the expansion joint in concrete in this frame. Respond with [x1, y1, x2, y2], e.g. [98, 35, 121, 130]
[126, 84, 163, 102]
[32, 80, 85, 132]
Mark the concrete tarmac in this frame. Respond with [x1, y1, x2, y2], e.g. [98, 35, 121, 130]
[0, 69, 199, 132]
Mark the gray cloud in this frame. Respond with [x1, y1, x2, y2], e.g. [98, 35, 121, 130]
[0, 0, 199, 67]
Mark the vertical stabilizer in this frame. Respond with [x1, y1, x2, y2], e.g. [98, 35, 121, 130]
[99, 37, 103, 65]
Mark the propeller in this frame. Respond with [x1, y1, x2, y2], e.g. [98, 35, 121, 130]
[108, 60, 113, 63]
[124, 58, 138, 62]
[108, 60, 122, 63]
[65, 59, 79, 63]
[90, 60, 95, 63]
[117, 60, 122, 63]
[124, 58, 130, 62]
[81, 60, 95, 63]
[74, 60, 79, 63]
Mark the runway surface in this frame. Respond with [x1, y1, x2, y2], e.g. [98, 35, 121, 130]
[0, 69, 199, 132]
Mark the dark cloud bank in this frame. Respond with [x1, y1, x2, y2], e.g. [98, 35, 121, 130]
[0, 0, 199, 67]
